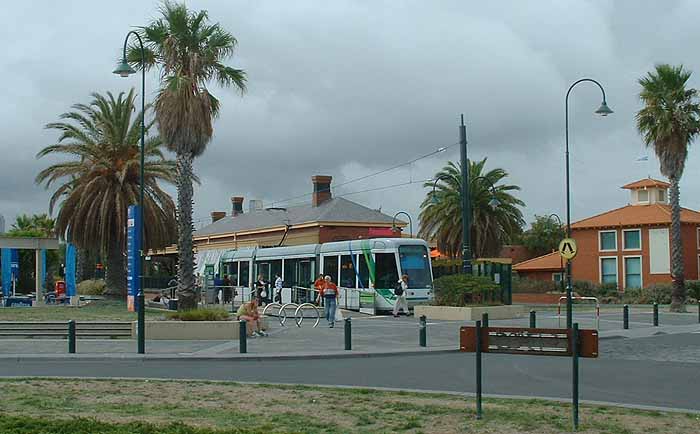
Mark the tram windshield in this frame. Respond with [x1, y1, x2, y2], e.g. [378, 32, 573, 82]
[398, 245, 432, 288]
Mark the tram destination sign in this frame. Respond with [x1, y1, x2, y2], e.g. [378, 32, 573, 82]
[460, 326, 598, 358]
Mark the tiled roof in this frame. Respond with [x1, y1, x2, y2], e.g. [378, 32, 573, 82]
[622, 178, 670, 190]
[513, 252, 563, 272]
[571, 204, 700, 229]
[195, 197, 402, 237]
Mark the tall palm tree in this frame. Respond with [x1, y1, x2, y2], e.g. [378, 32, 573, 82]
[128, 1, 247, 309]
[419, 158, 525, 258]
[36, 90, 178, 296]
[636, 64, 700, 312]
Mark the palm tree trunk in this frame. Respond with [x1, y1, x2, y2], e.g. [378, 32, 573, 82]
[669, 178, 686, 312]
[104, 244, 126, 297]
[176, 152, 197, 310]
[75, 247, 86, 283]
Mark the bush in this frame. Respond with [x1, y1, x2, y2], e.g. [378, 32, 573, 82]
[77, 279, 106, 296]
[512, 276, 559, 294]
[433, 274, 501, 306]
[622, 284, 672, 304]
[686, 280, 700, 302]
[167, 308, 230, 321]
[574, 280, 618, 299]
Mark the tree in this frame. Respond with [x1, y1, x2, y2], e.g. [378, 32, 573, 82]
[520, 215, 566, 257]
[419, 158, 525, 258]
[128, 1, 247, 309]
[36, 90, 178, 296]
[636, 64, 700, 312]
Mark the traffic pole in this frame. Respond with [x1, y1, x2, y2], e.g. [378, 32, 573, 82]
[481, 312, 489, 328]
[529, 310, 536, 328]
[653, 303, 659, 327]
[419, 315, 427, 347]
[572, 322, 579, 430]
[623, 304, 629, 330]
[475, 320, 483, 420]
[68, 320, 76, 354]
[344, 317, 352, 350]
[239, 320, 247, 354]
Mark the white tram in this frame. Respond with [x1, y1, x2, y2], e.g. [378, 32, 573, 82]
[210, 238, 433, 313]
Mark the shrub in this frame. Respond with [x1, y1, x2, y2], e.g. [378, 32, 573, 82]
[167, 308, 230, 321]
[512, 276, 558, 294]
[433, 274, 501, 306]
[77, 279, 106, 296]
[622, 284, 672, 304]
[686, 280, 700, 302]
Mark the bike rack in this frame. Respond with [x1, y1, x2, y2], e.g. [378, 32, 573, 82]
[278, 303, 299, 326]
[294, 303, 321, 328]
[558, 296, 600, 329]
[261, 302, 284, 325]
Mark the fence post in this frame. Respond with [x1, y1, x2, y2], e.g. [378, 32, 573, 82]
[653, 303, 659, 327]
[419, 315, 427, 347]
[475, 320, 483, 420]
[344, 317, 352, 350]
[239, 320, 247, 354]
[481, 312, 489, 328]
[529, 310, 536, 328]
[68, 320, 76, 354]
[623, 305, 629, 330]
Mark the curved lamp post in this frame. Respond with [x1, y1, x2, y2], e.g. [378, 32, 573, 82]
[113, 31, 146, 354]
[564, 78, 613, 329]
[392, 211, 413, 238]
[547, 213, 565, 288]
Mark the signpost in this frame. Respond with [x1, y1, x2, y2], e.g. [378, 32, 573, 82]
[558, 237, 577, 260]
[461, 324, 598, 430]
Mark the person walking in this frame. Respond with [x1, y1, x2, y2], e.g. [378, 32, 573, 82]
[274, 274, 283, 303]
[313, 274, 325, 306]
[393, 274, 410, 318]
[320, 275, 339, 327]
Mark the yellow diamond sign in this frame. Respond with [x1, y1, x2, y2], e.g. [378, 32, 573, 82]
[558, 238, 578, 260]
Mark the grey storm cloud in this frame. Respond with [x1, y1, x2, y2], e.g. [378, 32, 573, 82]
[3, 0, 700, 233]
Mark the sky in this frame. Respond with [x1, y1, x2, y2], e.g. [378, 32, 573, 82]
[3, 0, 700, 234]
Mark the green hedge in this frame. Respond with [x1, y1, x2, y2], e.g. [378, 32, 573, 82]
[512, 277, 559, 294]
[167, 308, 230, 321]
[433, 274, 501, 306]
[77, 279, 106, 296]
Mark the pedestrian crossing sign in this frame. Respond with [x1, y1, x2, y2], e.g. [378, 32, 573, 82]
[558, 238, 577, 260]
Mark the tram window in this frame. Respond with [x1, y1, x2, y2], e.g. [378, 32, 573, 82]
[299, 260, 313, 287]
[375, 253, 399, 289]
[323, 255, 339, 283]
[240, 261, 250, 287]
[399, 245, 431, 288]
[284, 259, 298, 287]
[270, 260, 282, 281]
[256, 262, 270, 282]
[358, 255, 370, 289]
[340, 255, 356, 288]
[228, 262, 239, 286]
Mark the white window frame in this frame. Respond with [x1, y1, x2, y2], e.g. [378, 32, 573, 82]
[658, 189, 666, 203]
[622, 255, 643, 290]
[599, 256, 618, 287]
[552, 272, 563, 282]
[622, 228, 642, 251]
[637, 189, 649, 203]
[599, 230, 618, 252]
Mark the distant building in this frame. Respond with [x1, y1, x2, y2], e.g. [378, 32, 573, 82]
[514, 177, 700, 289]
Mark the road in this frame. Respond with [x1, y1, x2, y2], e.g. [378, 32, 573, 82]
[2, 334, 699, 412]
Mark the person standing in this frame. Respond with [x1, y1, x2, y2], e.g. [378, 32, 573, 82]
[255, 274, 268, 305]
[320, 275, 339, 327]
[274, 274, 283, 303]
[313, 274, 325, 305]
[393, 274, 410, 318]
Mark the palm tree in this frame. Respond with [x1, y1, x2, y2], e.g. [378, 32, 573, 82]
[36, 90, 178, 296]
[419, 158, 525, 258]
[127, 1, 247, 309]
[9, 213, 54, 237]
[636, 64, 700, 312]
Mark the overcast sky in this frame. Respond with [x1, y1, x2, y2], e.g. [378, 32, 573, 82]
[3, 0, 700, 234]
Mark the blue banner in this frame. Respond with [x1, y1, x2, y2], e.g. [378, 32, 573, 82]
[65, 244, 76, 297]
[127, 205, 142, 312]
[11, 249, 19, 282]
[1, 248, 11, 297]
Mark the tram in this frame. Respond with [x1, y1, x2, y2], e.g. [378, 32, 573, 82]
[209, 238, 433, 313]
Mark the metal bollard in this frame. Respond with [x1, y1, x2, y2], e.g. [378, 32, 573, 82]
[419, 315, 427, 347]
[68, 320, 76, 354]
[623, 305, 629, 330]
[529, 310, 536, 328]
[653, 303, 659, 327]
[481, 312, 489, 328]
[239, 320, 247, 354]
[344, 317, 352, 350]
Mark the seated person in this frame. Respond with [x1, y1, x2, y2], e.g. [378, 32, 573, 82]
[236, 299, 267, 337]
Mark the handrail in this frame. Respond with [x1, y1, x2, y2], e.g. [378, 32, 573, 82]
[294, 303, 321, 328]
[558, 296, 600, 330]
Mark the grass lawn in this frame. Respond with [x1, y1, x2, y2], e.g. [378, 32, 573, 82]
[0, 379, 697, 434]
[0, 299, 167, 321]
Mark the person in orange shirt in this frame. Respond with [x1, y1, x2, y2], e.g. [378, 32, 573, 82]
[319, 275, 339, 327]
[313, 274, 325, 305]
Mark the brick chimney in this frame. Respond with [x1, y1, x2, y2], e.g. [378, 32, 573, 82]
[231, 196, 244, 216]
[312, 175, 333, 207]
[211, 211, 226, 223]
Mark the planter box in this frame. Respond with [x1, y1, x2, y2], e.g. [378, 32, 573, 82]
[414, 305, 525, 321]
[133, 320, 266, 340]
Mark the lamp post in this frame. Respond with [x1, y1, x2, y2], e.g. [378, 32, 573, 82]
[392, 211, 413, 238]
[113, 31, 146, 354]
[565, 79, 613, 329]
[547, 213, 565, 289]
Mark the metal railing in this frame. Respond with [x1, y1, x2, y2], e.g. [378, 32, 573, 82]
[558, 296, 600, 330]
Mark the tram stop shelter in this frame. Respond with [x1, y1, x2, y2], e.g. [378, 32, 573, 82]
[0, 236, 60, 305]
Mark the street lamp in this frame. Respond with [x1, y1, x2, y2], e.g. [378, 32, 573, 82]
[114, 30, 146, 354]
[564, 78, 612, 329]
[547, 213, 565, 289]
[392, 211, 413, 238]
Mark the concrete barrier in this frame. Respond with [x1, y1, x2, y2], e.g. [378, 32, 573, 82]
[414, 305, 525, 321]
[132, 319, 267, 340]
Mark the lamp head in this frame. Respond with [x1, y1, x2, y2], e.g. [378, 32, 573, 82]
[113, 59, 136, 77]
[488, 197, 500, 209]
[595, 101, 613, 116]
[431, 194, 439, 205]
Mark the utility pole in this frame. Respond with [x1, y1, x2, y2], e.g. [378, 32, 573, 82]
[459, 114, 472, 274]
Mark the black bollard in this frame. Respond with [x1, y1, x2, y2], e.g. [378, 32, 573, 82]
[529, 310, 536, 328]
[653, 303, 659, 327]
[623, 305, 629, 330]
[239, 320, 247, 354]
[419, 315, 427, 347]
[481, 312, 489, 328]
[344, 317, 352, 350]
[68, 320, 76, 354]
